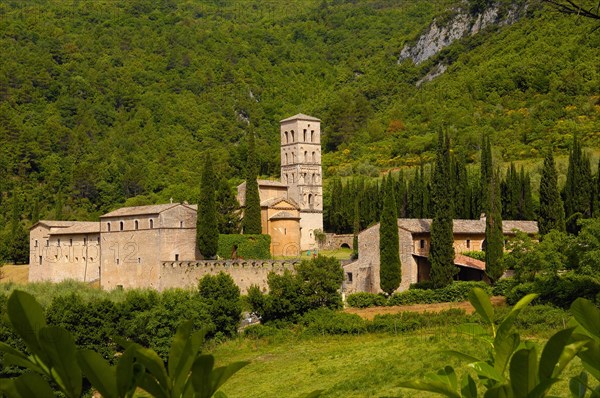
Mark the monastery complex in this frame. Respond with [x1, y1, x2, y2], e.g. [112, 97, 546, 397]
[28, 113, 538, 293]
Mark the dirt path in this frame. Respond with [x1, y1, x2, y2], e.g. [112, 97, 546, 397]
[345, 296, 506, 320]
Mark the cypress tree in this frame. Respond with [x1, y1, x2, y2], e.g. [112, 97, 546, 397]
[352, 197, 359, 259]
[520, 167, 534, 220]
[539, 150, 566, 235]
[563, 134, 592, 231]
[215, 175, 240, 235]
[379, 174, 401, 295]
[479, 133, 492, 215]
[242, 133, 262, 234]
[485, 169, 504, 282]
[429, 131, 456, 288]
[197, 153, 219, 259]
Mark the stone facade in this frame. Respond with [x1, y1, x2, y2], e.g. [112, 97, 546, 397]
[343, 217, 538, 294]
[320, 233, 354, 251]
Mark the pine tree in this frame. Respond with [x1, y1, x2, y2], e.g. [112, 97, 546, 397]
[485, 169, 505, 282]
[379, 174, 401, 295]
[429, 131, 456, 288]
[197, 153, 219, 259]
[563, 134, 592, 233]
[520, 167, 534, 220]
[539, 150, 566, 235]
[242, 132, 262, 234]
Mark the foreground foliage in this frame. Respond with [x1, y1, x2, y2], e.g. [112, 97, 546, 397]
[0, 290, 247, 398]
[399, 288, 600, 397]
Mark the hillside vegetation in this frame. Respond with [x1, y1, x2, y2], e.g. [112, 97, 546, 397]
[0, 0, 598, 225]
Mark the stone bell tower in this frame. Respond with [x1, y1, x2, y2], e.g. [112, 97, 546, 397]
[280, 114, 323, 251]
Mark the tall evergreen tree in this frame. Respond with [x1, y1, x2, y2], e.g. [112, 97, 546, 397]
[479, 133, 493, 215]
[539, 150, 566, 235]
[595, 159, 600, 217]
[485, 169, 505, 282]
[379, 174, 401, 295]
[215, 176, 240, 234]
[6, 191, 28, 264]
[563, 134, 592, 233]
[520, 167, 534, 220]
[242, 132, 262, 234]
[352, 197, 359, 259]
[429, 131, 456, 288]
[197, 153, 219, 259]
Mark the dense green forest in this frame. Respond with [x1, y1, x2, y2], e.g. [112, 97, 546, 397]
[1, 0, 599, 260]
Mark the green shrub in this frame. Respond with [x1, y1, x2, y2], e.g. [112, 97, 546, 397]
[461, 250, 486, 261]
[198, 272, 242, 338]
[346, 292, 387, 308]
[301, 308, 366, 335]
[491, 277, 519, 296]
[367, 309, 470, 334]
[409, 281, 435, 290]
[242, 324, 289, 340]
[506, 273, 600, 308]
[217, 234, 271, 259]
[388, 281, 491, 306]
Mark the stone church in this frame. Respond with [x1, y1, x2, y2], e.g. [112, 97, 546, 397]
[29, 114, 323, 288]
[236, 113, 324, 257]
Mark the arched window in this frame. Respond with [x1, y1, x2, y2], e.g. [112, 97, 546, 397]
[292, 153, 295, 163]
[311, 130, 314, 142]
[312, 173, 316, 183]
[312, 151, 316, 162]
[149, 219, 154, 229]
[135, 220, 139, 230]
[285, 153, 288, 165]
[107, 222, 111, 232]
[304, 151, 308, 162]
[119, 221, 124, 231]
[284, 131, 288, 143]
[308, 194, 313, 207]
[290, 174, 295, 183]
[291, 130, 295, 142]
[284, 173, 288, 184]
[303, 129, 307, 141]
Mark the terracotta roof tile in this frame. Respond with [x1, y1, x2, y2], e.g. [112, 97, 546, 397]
[397, 218, 537, 234]
[50, 222, 100, 235]
[101, 203, 196, 218]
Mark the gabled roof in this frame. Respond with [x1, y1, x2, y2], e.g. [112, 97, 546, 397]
[238, 179, 288, 189]
[269, 211, 301, 220]
[280, 113, 321, 123]
[261, 197, 300, 209]
[413, 253, 486, 271]
[31, 220, 77, 230]
[50, 222, 100, 235]
[396, 219, 538, 235]
[101, 203, 196, 218]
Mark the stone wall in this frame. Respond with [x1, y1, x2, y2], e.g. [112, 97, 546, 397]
[159, 260, 301, 293]
[320, 233, 354, 251]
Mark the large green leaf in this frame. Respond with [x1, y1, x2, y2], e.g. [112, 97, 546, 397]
[461, 374, 478, 398]
[191, 354, 215, 398]
[116, 346, 143, 398]
[576, 339, 600, 382]
[210, 361, 250, 394]
[540, 328, 588, 382]
[571, 298, 600, 341]
[6, 290, 47, 360]
[569, 372, 588, 398]
[398, 379, 461, 398]
[168, 322, 206, 397]
[0, 341, 43, 373]
[496, 293, 538, 341]
[469, 362, 505, 382]
[509, 347, 538, 396]
[0, 379, 18, 398]
[443, 350, 482, 364]
[77, 349, 118, 398]
[134, 346, 170, 393]
[13, 373, 55, 398]
[493, 332, 520, 376]
[468, 288, 495, 329]
[483, 384, 511, 398]
[38, 326, 82, 398]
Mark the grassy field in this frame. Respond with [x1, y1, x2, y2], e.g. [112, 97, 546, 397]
[211, 330, 581, 397]
[0, 264, 29, 284]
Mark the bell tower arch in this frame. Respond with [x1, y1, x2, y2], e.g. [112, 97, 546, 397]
[280, 114, 323, 250]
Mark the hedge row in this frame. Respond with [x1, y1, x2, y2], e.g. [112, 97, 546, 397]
[217, 234, 271, 259]
[346, 281, 492, 308]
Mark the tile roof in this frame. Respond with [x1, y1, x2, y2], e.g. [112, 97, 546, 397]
[237, 179, 288, 190]
[33, 220, 77, 229]
[413, 253, 486, 271]
[261, 197, 300, 209]
[269, 211, 301, 220]
[50, 222, 100, 235]
[397, 219, 538, 235]
[101, 203, 196, 218]
[280, 113, 321, 123]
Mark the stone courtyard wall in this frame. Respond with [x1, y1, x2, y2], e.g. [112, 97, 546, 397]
[320, 233, 354, 251]
[159, 259, 301, 293]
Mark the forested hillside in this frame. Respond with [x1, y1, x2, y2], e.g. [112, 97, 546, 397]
[1, 0, 599, 258]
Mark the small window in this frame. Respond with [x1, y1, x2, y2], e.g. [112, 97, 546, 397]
[135, 220, 139, 230]
[180, 221, 183, 228]
[312, 151, 316, 162]
[150, 219, 154, 229]
[116, 259, 120, 265]
[466, 239, 471, 249]
[138, 258, 141, 263]
[107, 222, 111, 232]
[35, 239, 38, 247]
[39, 256, 42, 265]
[304, 150, 308, 162]
[420, 240, 425, 249]
[83, 238, 87, 246]
[311, 130, 314, 142]
[46, 240, 49, 247]
[347, 272, 353, 283]
[284, 131, 288, 144]
[303, 129, 307, 141]
[308, 194, 313, 206]
[69, 238, 73, 246]
[57, 238, 61, 247]
[119, 221, 124, 231]
[284, 228, 287, 235]
[97, 237, 100, 244]
[175, 254, 179, 261]
[291, 130, 295, 142]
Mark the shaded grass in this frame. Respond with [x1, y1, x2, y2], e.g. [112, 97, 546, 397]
[212, 329, 582, 397]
